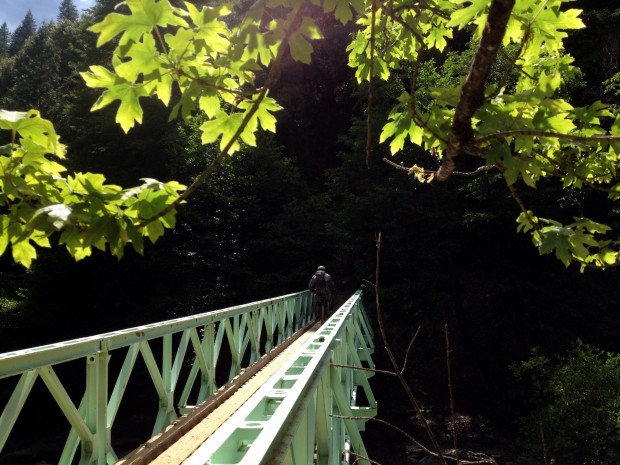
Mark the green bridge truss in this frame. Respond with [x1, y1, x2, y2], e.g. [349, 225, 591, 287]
[0, 289, 376, 465]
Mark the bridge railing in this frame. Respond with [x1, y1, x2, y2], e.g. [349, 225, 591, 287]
[0, 290, 314, 465]
[185, 289, 377, 465]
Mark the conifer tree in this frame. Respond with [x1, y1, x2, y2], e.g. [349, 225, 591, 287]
[9, 11, 36, 56]
[0, 23, 10, 58]
[58, 0, 79, 22]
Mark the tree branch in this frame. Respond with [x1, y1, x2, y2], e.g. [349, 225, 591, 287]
[401, 326, 421, 375]
[445, 324, 459, 465]
[329, 363, 399, 378]
[383, 157, 497, 178]
[476, 130, 620, 145]
[437, 0, 516, 182]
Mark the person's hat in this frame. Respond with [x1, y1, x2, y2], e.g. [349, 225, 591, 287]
[317, 265, 326, 271]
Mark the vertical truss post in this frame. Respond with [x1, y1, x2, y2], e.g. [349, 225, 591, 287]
[265, 304, 276, 352]
[202, 322, 218, 398]
[225, 316, 242, 380]
[246, 309, 262, 364]
[84, 349, 110, 465]
[275, 301, 286, 345]
[285, 299, 295, 338]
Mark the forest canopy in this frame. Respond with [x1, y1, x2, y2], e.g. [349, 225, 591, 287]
[0, 0, 619, 270]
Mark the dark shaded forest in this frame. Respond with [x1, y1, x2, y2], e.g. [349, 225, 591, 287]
[0, 0, 619, 464]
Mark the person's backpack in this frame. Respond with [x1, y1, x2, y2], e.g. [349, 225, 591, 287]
[314, 272, 329, 294]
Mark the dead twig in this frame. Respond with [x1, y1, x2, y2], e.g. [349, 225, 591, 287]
[540, 423, 549, 465]
[383, 158, 497, 178]
[445, 324, 460, 464]
[330, 363, 398, 378]
[401, 326, 421, 375]
[333, 415, 497, 465]
[374, 232, 448, 465]
[348, 450, 383, 465]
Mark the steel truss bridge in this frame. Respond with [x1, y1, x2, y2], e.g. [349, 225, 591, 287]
[0, 289, 377, 465]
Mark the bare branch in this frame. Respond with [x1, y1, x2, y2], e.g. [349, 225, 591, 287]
[383, 158, 497, 178]
[540, 423, 549, 465]
[401, 326, 421, 375]
[508, 185, 538, 231]
[334, 415, 498, 465]
[333, 415, 434, 456]
[330, 363, 398, 378]
[437, 0, 516, 181]
[445, 324, 460, 464]
[348, 450, 383, 465]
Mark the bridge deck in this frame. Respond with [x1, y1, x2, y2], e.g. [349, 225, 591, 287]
[118, 323, 320, 465]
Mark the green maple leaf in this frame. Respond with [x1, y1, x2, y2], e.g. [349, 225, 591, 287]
[299, 17, 324, 40]
[334, 0, 354, 24]
[89, 0, 188, 47]
[427, 26, 452, 52]
[80, 66, 119, 89]
[59, 230, 93, 261]
[186, 2, 231, 27]
[238, 96, 282, 133]
[0, 110, 59, 155]
[115, 35, 160, 81]
[156, 72, 174, 106]
[199, 93, 221, 119]
[0, 216, 9, 256]
[200, 110, 245, 153]
[445, 0, 487, 29]
[537, 8, 585, 32]
[164, 27, 195, 56]
[11, 240, 37, 268]
[289, 31, 313, 64]
[146, 220, 165, 243]
[194, 19, 230, 55]
[92, 83, 149, 133]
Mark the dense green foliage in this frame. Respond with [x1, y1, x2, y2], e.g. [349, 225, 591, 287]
[513, 343, 620, 465]
[0, 0, 617, 269]
[0, 1, 619, 464]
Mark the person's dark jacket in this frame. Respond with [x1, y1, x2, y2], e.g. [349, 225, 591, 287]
[309, 270, 334, 297]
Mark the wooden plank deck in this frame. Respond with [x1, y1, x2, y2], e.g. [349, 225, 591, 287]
[117, 323, 320, 465]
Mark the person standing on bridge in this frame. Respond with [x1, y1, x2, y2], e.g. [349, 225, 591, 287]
[309, 265, 334, 323]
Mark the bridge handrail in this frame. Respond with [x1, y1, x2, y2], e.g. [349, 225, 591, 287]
[0, 291, 311, 378]
[0, 290, 315, 465]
